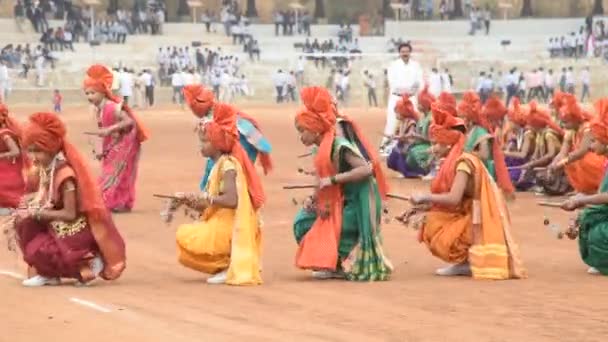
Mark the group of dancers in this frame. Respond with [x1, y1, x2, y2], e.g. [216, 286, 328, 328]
[0, 63, 607, 288]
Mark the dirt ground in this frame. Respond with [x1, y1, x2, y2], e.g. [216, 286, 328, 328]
[1, 104, 607, 342]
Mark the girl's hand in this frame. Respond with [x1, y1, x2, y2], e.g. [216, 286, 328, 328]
[317, 177, 333, 189]
[410, 193, 430, 205]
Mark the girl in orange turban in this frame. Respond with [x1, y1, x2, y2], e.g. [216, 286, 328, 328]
[458, 91, 515, 196]
[549, 95, 605, 194]
[168, 103, 263, 285]
[560, 98, 608, 276]
[292, 87, 392, 281]
[0, 103, 27, 208]
[13, 112, 125, 287]
[387, 94, 433, 178]
[403, 101, 527, 280]
[82, 64, 150, 213]
[182, 84, 273, 191]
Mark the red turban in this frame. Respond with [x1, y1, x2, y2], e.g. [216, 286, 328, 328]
[437, 92, 457, 117]
[395, 94, 419, 121]
[203, 103, 265, 209]
[559, 94, 592, 124]
[527, 101, 564, 136]
[483, 95, 508, 124]
[507, 97, 528, 127]
[83, 64, 150, 143]
[550, 91, 568, 110]
[591, 98, 608, 144]
[417, 85, 436, 113]
[183, 85, 215, 118]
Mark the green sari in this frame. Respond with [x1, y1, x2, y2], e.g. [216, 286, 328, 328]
[405, 113, 432, 172]
[577, 169, 608, 275]
[293, 137, 393, 281]
[464, 125, 496, 179]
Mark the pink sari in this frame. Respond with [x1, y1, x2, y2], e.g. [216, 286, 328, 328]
[98, 101, 141, 211]
[0, 128, 26, 208]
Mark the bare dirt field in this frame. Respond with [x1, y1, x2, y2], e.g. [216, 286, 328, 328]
[1, 104, 607, 342]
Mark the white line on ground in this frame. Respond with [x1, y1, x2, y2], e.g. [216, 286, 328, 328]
[69, 297, 112, 313]
[0, 269, 25, 280]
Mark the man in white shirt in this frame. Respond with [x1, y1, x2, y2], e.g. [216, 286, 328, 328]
[381, 42, 424, 155]
[565, 66, 575, 94]
[140, 69, 154, 107]
[272, 69, 287, 103]
[440, 68, 452, 93]
[118, 68, 134, 106]
[428, 68, 442, 97]
[0, 60, 9, 102]
[580, 67, 591, 102]
[364, 72, 378, 107]
[544, 69, 555, 102]
[296, 56, 305, 86]
[171, 69, 185, 104]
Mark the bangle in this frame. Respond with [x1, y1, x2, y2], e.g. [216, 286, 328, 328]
[330, 175, 338, 185]
[209, 196, 215, 206]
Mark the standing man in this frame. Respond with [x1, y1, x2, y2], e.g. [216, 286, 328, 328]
[364, 71, 378, 107]
[0, 59, 9, 102]
[428, 68, 442, 97]
[580, 66, 591, 102]
[141, 69, 154, 108]
[380, 42, 424, 155]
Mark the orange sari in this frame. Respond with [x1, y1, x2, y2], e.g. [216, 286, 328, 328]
[564, 124, 606, 194]
[421, 153, 527, 280]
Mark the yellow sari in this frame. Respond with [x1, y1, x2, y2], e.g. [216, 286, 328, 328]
[176, 155, 262, 285]
[422, 153, 527, 280]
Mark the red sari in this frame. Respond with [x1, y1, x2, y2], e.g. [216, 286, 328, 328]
[0, 128, 25, 208]
[16, 162, 126, 281]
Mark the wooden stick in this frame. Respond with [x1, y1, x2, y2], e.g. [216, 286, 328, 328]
[297, 152, 313, 158]
[387, 193, 411, 201]
[533, 167, 547, 172]
[153, 193, 180, 200]
[537, 201, 563, 208]
[83, 131, 99, 136]
[283, 184, 316, 190]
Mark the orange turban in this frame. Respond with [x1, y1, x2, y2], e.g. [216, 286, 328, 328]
[183, 85, 215, 118]
[591, 98, 608, 144]
[83, 64, 150, 143]
[457, 91, 489, 129]
[417, 85, 436, 112]
[559, 94, 592, 124]
[437, 92, 457, 117]
[527, 101, 564, 136]
[507, 97, 528, 127]
[550, 91, 568, 110]
[483, 95, 508, 124]
[429, 100, 466, 195]
[395, 94, 419, 121]
[203, 103, 265, 209]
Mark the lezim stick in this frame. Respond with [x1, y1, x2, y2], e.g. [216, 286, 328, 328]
[537, 201, 563, 208]
[282, 184, 316, 190]
[297, 152, 313, 158]
[387, 193, 410, 201]
[83, 131, 99, 136]
[153, 193, 180, 200]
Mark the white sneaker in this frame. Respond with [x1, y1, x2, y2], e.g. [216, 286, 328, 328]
[435, 263, 472, 276]
[22, 275, 60, 287]
[587, 267, 600, 275]
[91, 256, 104, 277]
[311, 270, 345, 280]
[206, 270, 228, 284]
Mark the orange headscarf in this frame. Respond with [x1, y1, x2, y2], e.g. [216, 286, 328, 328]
[457, 91, 488, 129]
[527, 101, 564, 136]
[22, 112, 126, 280]
[417, 85, 436, 113]
[429, 100, 466, 195]
[202, 103, 265, 209]
[483, 95, 508, 126]
[301, 86, 388, 198]
[507, 97, 528, 127]
[550, 90, 568, 111]
[559, 94, 592, 124]
[395, 94, 419, 121]
[183, 84, 215, 118]
[83, 64, 150, 143]
[591, 98, 608, 144]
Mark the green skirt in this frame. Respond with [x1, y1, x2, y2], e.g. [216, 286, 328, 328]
[405, 142, 432, 174]
[578, 205, 608, 275]
[293, 180, 392, 281]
